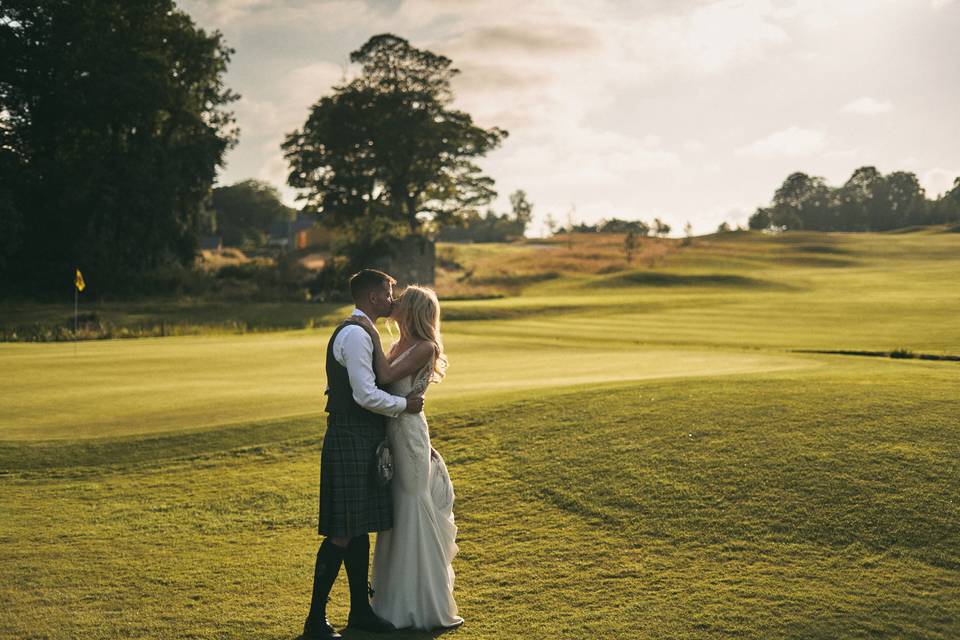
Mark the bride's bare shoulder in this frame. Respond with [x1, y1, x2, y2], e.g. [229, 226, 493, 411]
[409, 340, 436, 362]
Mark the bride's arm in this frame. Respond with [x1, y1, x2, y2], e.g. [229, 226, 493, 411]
[342, 318, 392, 381]
[377, 342, 434, 385]
[351, 318, 435, 385]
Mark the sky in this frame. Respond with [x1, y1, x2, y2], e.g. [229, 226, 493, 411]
[178, 0, 960, 235]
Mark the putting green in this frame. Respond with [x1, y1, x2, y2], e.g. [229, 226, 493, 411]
[0, 329, 815, 440]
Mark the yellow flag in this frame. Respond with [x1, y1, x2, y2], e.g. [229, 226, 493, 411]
[75, 268, 86, 292]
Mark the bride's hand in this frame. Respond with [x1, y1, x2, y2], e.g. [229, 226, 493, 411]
[352, 315, 380, 340]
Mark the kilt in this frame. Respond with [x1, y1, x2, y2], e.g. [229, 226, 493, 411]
[318, 412, 393, 537]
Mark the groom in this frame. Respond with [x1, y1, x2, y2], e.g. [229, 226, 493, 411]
[304, 269, 425, 640]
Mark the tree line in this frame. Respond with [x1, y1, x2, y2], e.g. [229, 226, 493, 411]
[0, 0, 238, 295]
[748, 168, 960, 232]
[1, 1, 507, 296]
[4, 1, 957, 299]
[551, 217, 672, 237]
[436, 190, 532, 242]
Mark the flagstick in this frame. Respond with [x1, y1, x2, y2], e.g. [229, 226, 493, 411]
[74, 281, 79, 356]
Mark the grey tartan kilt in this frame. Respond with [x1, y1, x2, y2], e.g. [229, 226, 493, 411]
[318, 413, 393, 537]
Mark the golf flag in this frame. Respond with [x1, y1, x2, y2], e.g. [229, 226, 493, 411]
[75, 268, 86, 292]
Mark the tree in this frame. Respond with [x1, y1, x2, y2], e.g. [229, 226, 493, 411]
[682, 221, 694, 246]
[598, 218, 650, 235]
[931, 177, 960, 224]
[883, 171, 927, 228]
[624, 230, 638, 264]
[748, 207, 772, 230]
[653, 218, 671, 237]
[770, 172, 831, 230]
[565, 207, 576, 249]
[0, 186, 21, 273]
[283, 34, 507, 236]
[836, 166, 883, 231]
[509, 190, 533, 235]
[717, 221, 732, 233]
[0, 0, 238, 294]
[211, 180, 295, 248]
[544, 213, 558, 236]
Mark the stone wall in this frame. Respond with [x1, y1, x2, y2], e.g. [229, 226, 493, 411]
[369, 235, 436, 286]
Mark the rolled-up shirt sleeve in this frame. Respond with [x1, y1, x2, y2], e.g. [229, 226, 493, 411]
[336, 326, 407, 417]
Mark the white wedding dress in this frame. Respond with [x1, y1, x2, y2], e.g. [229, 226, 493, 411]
[370, 347, 463, 630]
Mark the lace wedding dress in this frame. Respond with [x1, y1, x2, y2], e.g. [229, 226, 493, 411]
[370, 347, 463, 630]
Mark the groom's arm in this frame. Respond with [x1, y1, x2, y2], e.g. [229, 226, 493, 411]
[337, 326, 408, 417]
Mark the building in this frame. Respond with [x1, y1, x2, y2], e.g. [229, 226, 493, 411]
[267, 214, 333, 250]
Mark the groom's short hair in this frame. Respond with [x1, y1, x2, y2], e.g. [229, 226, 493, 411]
[349, 269, 396, 302]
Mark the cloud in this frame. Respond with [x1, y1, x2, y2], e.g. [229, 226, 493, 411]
[841, 96, 894, 115]
[177, 0, 959, 225]
[922, 167, 960, 196]
[824, 147, 860, 159]
[233, 60, 343, 145]
[180, 0, 378, 30]
[736, 126, 827, 158]
[454, 24, 602, 54]
[639, 0, 791, 74]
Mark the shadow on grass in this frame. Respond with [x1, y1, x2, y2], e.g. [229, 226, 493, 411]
[793, 348, 960, 362]
[295, 623, 462, 640]
[441, 303, 597, 321]
[777, 255, 856, 267]
[788, 244, 853, 255]
[598, 271, 787, 289]
[0, 413, 324, 474]
[467, 271, 561, 288]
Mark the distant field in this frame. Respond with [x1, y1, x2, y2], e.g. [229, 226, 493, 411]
[1, 229, 958, 639]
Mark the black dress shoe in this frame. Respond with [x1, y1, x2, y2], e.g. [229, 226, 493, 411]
[347, 607, 396, 633]
[303, 617, 342, 640]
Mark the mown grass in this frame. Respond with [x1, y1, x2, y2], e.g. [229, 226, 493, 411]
[1, 228, 959, 639]
[0, 334, 806, 441]
[1, 359, 957, 639]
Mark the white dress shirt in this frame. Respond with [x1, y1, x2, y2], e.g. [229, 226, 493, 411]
[331, 309, 407, 417]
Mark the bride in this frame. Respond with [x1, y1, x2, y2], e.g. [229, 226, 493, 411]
[349, 285, 464, 631]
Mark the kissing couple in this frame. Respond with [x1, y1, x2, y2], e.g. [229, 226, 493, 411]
[303, 269, 463, 639]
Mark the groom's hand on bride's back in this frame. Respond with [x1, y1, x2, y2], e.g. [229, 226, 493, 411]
[404, 393, 424, 413]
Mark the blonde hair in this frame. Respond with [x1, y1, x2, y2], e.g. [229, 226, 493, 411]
[396, 285, 447, 382]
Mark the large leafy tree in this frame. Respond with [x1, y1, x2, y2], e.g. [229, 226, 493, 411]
[932, 177, 960, 225]
[882, 171, 927, 229]
[211, 180, 295, 248]
[0, 0, 238, 294]
[283, 34, 507, 235]
[837, 166, 885, 231]
[770, 172, 833, 230]
[509, 189, 534, 235]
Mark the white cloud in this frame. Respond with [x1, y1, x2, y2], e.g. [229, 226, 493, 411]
[824, 147, 860, 159]
[181, 0, 378, 29]
[177, 0, 960, 225]
[841, 96, 894, 115]
[922, 167, 960, 196]
[642, 0, 791, 74]
[736, 126, 827, 158]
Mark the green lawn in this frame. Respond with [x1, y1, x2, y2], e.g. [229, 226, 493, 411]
[1, 229, 958, 639]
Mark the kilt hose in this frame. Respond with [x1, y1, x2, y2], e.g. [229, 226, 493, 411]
[318, 412, 393, 537]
